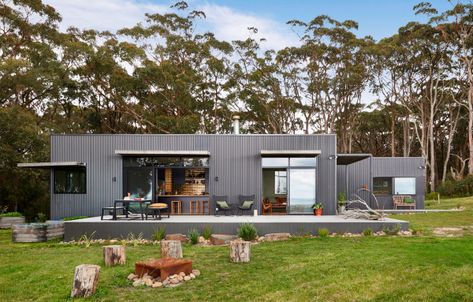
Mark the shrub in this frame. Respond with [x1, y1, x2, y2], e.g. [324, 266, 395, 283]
[317, 228, 329, 238]
[0, 212, 23, 217]
[202, 226, 212, 240]
[63, 216, 87, 221]
[337, 192, 347, 205]
[188, 228, 200, 245]
[79, 231, 96, 248]
[37, 213, 47, 223]
[437, 175, 473, 198]
[126, 232, 144, 247]
[152, 227, 166, 241]
[425, 192, 439, 200]
[383, 224, 401, 235]
[237, 223, 258, 241]
[363, 228, 373, 236]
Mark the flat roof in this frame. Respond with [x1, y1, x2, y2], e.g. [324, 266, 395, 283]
[337, 154, 371, 165]
[114, 150, 210, 156]
[261, 150, 321, 157]
[17, 162, 86, 168]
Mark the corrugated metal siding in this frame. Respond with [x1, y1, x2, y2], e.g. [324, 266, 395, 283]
[51, 134, 337, 219]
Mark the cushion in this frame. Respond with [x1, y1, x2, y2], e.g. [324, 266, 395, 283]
[149, 203, 168, 209]
[241, 200, 254, 209]
[216, 201, 230, 209]
[403, 197, 415, 204]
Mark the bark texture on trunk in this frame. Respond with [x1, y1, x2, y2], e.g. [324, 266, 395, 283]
[103, 245, 126, 266]
[229, 240, 251, 263]
[161, 240, 183, 259]
[71, 264, 100, 298]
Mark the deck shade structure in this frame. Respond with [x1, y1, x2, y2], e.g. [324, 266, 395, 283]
[260, 150, 321, 157]
[336, 154, 371, 165]
[17, 162, 86, 168]
[114, 150, 210, 156]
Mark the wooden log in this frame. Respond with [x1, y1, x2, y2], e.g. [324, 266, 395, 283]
[71, 264, 100, 298]
[229, 240, 251, 263]
[160, 240, 182, 259]
[103, 245, 126, 266]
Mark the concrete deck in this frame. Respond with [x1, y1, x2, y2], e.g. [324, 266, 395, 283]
[64, 215, 408, 241]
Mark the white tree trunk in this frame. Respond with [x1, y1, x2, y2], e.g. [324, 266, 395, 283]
[71, 264, 100, 298]
[229, 240, 251, 263]
[161, 240, 182, 259]
[103, 245, 126, 266]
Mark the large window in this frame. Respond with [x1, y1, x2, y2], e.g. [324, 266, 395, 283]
[123, 156, 209, 168]
[54, 167, 86, 194]
[274, 171, 287, 194]
[289, 169, 316, 214]
[124, 168, 153, 199]
[394, 178, 416, 195]
[262, 157, 317, 168]
[373, 177, 392, 195]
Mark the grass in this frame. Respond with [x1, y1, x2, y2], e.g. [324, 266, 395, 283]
[2, 196, 473, 301]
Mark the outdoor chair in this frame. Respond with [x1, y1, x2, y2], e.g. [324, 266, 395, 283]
[213, 195, 232, 216]
[127, 200, 151, 220]
[237, 194, 255, 215]
[101, 206, 126, 220]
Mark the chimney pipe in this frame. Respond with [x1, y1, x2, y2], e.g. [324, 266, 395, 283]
[232, 115, 240, 134]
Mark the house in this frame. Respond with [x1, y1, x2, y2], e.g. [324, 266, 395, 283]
[18, 130, 425, 220]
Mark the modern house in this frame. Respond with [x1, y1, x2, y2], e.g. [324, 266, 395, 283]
[18, 131, 425, 220]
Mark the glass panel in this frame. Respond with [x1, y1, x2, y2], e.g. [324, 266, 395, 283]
[262, 157, 289, 167]
[289, 169, 316, 213]
[123, 156, 208, 167]
[124, 169, 153, 199]
[54, 167, 86, 194]
[290, 157, 317, 167]
[394, 178, 416, 195]
[373, 177, 392, 195]
[182, 157, 209, 167]
[274, 171, 287, 194]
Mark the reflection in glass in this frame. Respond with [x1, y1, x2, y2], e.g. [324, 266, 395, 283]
[290, 157, 317, 167]
[289, 169, 316, 213]
[54, 167, 86, 194]
[274, 171, 287, 194]
[125, 169, 153, 199]
[394, 178, 416, 195]
[262, 157, 289, 167]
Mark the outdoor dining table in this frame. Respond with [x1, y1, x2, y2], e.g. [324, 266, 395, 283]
[113, 199, 151, 220]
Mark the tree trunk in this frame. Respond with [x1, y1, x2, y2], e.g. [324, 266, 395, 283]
[391, 113, 396, 157]
[71, 264, 100, 298]
[469, 88, 473, 175]
[160, 240, 182, 259]
[229, 240, 251, 263]
[103, 245, 126, 266]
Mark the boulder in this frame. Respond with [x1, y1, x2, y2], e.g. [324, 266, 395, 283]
[210, 234, 237, 245]
[263, 233, 291, 242]
[165, 234, 188, 243]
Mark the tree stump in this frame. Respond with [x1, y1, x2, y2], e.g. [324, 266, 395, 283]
[161, 240, 182, 259]
[71, 264, 100, 298]
[229, 240, 251, 263]
[103, 245, 126, 266]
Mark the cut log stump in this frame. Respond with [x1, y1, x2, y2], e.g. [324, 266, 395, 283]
[161, 240, 182, 259]
[103, 245, 126, 266]
[229, 240, 251, 263]
[71, 264, 100, 298]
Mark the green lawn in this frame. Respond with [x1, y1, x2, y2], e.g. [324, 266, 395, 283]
[2, 197, 473, 301]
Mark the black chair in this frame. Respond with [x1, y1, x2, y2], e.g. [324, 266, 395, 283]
[237, 194, 256, 215]
[101, 206, 126, 220]
[213, 195, 232, 216]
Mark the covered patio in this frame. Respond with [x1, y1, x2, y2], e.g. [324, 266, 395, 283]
[63, 215, 408, 241]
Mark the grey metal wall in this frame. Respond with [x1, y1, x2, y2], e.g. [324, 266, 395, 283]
[50, 134, 337, 219]
[336, 157, 426, 209]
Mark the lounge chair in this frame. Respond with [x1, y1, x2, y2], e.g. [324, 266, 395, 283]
[213, 195, 232, 216]
[237, 194, 255, 215]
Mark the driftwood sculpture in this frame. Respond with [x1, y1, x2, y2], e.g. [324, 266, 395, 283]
[343, 188, 385, 220]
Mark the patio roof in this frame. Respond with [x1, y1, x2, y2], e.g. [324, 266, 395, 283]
[260, 150, 321, 157]
[17, 161, 86, 168]
[336, 154, 371, 165]
[114, 150, 210, 156]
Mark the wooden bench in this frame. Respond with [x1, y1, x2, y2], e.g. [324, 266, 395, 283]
[392, 195, 416, 210]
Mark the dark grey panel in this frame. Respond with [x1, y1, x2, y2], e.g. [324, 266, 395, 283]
[51, 134, 337, 219]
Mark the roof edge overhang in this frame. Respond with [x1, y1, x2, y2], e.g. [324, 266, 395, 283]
[336, 153, 372, 165]
[260, 150, 321, 157]
[114, 150, 210, 156]
[17, 161, 86, 168]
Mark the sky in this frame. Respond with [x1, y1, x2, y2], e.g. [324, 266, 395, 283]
[44, 0, 454, 50]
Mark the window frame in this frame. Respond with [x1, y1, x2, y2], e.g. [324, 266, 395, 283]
[53, 167, 87, 194]
[393, 177, 416, 195]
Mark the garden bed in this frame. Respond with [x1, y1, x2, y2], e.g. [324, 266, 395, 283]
[12, 221, 64, 243]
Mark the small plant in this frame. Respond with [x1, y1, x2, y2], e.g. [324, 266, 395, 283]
[188, 228, 200, 245]
[202, 226, 212, 240]
[37, 213, 47, 223]
[0, 211, 22, 217]
[311, 202, 324, 209]
[63, 216, 87, 221]
[383, 224, 401, 235]
[363, 228, 373, 236]
[237, 223, 258, 241]
[337, 192, 347, 205]
[317, 228, 329, 238]
[127, 232, 144, 247]
[152, 227, 166, 241]
[79, 231, 96, 248]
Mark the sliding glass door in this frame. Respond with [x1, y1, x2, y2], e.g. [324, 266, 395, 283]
[289, 169, 316, 214]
